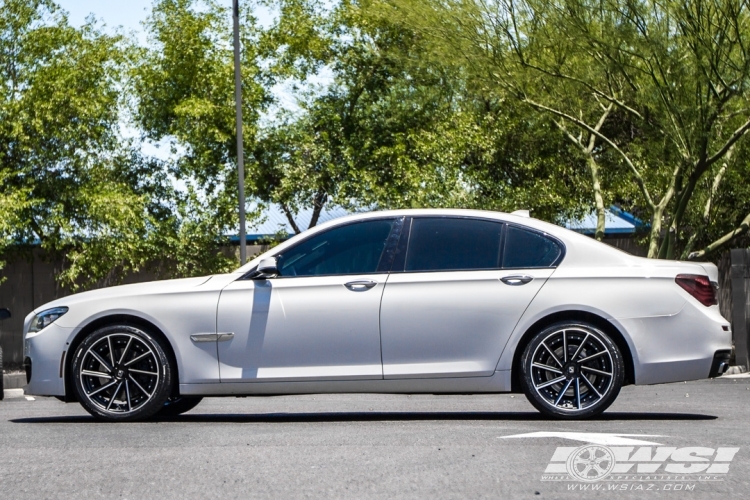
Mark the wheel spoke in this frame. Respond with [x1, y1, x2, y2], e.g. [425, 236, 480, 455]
[571, 333, 590, 361]
[581, 365, 612, 377]
[81, 370, 112, 379]
[554, 379, 573, 406]
[89, 351, 113, 373]
[107, 336, 115, 366]
[106, 381, 123, 410]
[541, 342, 563, 367]
[575, 377, 581, 409]
[129, 368, 158, 376]
[532, 363, 562, 375]
[124, 351, 150, 367]
[578, 350, 607, 363]
[128, 374, 152, 398]
[536, 375, 566, 389]
[88, 379, 118, 397]
[580, 373, 603, 398]
[125, 380, 132, 412]
[118, 336, 133, 365]
[562, 330, 567, 362]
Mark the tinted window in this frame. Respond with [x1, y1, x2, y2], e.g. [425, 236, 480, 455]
[277, 219, 396, 277]
[503, 225, 562, 268]
[405, 218, 503, 272]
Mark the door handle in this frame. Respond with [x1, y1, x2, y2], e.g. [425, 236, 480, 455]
[344, 280, 378, 291]
[500, 275, 534, 286]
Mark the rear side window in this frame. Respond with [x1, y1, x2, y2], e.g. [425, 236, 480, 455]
[503, 225, 562, 268]
[405, 218, 503, 272]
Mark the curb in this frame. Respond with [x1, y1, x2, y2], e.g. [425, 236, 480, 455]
[2, 371, 27, 390]
[2, 388, 24, 399]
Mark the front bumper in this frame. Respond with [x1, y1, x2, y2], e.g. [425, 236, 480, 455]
[23, 323, 72, 396]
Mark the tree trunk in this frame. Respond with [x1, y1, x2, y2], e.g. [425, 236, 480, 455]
[588, 156, 606, 241]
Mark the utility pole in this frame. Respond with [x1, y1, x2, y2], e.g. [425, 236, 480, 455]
[233, 0, 247, 264]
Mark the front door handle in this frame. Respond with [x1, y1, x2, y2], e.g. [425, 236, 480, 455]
[344, 280, 378, 291]
[500, 275, 534, 286]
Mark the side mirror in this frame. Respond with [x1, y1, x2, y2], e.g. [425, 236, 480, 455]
[250, 257, 279, 279]
[0, 308, 10, 320]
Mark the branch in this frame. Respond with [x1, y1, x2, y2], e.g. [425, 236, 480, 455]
[688, 212, 750, 260]
[280, 203, 302, 234]
[706, 116, 750, 166]
[522, 97, 655, 208]
[308, 190, 327, 229]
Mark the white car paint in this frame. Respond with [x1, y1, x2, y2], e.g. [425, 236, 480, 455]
[22, 209, 731, 401]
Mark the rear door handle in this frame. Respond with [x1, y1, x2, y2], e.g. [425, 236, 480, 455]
[500, 275, 534, 286]
[344, 280, 378, 291]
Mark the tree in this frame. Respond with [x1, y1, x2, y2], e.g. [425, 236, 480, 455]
[253, 0, 592, 231]
[132, 0, 270, 263]
[0, 0, 158, 289]
[385, 0, 750, 259]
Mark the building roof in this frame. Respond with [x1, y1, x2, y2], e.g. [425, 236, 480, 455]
[564, 205, 646, 235]
[231, 203, 645, 242]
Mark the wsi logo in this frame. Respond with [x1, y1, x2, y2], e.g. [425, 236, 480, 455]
[499, 432, 740, 483]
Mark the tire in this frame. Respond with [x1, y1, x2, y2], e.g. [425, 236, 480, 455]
[520, 321, 624, 419]
[0, 346, 4, 401]
[156, 396, 203, 417]
[71, 324, 173, 422]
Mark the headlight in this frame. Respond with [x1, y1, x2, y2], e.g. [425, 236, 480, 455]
[28, 307, 68, 332]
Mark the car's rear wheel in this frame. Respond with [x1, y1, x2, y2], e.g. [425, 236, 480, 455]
[520, 321, 624, 419]
[71, 324, 172, 421]
[156, 395, 203, 417]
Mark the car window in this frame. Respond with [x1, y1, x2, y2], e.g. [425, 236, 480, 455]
[404, 218, 504, 272]
[503, 225, 562, 268]
[277, 219, 396, 277]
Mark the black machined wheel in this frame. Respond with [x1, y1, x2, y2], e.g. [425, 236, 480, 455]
[72, 325, 172, 421]
[520, 322, 624, 419]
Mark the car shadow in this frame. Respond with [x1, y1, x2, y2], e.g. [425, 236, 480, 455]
[10, 411, 717, 424]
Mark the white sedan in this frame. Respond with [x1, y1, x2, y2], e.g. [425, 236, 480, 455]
[22, 209, 731, 420]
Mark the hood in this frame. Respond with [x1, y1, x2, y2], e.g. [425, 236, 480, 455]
[33, 275, 215, 314]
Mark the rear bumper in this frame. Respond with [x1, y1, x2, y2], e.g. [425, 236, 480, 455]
[708, 350, 732, 378]
[614, 301, 732, 385]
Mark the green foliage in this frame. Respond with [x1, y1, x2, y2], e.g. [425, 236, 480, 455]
[0, 0, 156, 289]
[131, 0, 270, 276]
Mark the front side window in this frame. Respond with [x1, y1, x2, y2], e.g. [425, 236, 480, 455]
[277, 219, 396, 277]
[503, 225, 562, 268]
[404, 217, 504, 272]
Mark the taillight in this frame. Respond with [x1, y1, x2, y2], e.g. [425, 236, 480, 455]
[675, 274, 717, 307]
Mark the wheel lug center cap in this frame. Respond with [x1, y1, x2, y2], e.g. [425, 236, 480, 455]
[563, 362, 578, 379]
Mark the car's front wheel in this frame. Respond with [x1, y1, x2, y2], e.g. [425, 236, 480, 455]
[71, 324, 173, 421]
[520, 322, 624, 419]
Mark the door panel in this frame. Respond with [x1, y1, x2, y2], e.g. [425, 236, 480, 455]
[217, 275, 387, 382]
[380, 269, 552, 379]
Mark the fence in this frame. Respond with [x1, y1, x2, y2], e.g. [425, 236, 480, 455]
[1, 242, 747, 373]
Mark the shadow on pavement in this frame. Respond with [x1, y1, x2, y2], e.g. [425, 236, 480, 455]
[10, 411, 717, 424]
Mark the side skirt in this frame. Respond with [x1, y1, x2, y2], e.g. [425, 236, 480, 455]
[180, 370, 511, 396]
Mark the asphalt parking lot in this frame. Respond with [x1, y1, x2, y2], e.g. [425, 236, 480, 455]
[1, 377, 749, 499]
